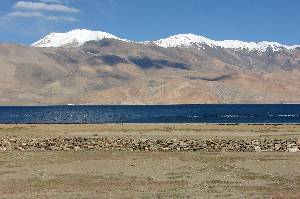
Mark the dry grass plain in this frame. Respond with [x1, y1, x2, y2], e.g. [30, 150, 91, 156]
[0, 124, 300, 198]
[1, 124, 300, 140]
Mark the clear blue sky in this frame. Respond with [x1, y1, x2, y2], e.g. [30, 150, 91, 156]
[0, 0, 300, 45]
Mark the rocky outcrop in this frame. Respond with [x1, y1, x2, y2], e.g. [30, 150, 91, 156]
[0, 137, 299, 152]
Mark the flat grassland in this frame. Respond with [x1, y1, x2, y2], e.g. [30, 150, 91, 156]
[0, 124, 300, 198]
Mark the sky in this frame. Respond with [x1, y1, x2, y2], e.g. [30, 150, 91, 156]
[0, 0, 300, 45]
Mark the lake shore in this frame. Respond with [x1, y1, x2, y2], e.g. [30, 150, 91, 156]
[1, 123, 300, 140]
[1, 124, 300, 198]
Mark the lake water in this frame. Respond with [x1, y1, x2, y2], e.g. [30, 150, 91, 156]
[0, 104, 299, 124]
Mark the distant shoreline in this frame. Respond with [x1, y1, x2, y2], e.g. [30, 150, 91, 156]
[1, 123, 300, 125]
[1, 103, 300, 107]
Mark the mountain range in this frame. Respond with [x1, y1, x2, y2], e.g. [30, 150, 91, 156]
[0, 29, 300, 105]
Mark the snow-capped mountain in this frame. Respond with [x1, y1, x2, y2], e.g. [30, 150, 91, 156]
[31, 29, 126, 48]
[2, 29, 300, 105]
[153, 34, 300, 52]
[32, 29, 300, 52]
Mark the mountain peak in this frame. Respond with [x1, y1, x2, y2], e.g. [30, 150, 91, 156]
[31, 29, 123, 48]
[153, 33, 214, 48]
[153, 34, 300, 52]
[31, 29, 300, 52]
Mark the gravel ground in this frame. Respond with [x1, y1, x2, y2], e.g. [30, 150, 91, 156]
[1, 151, 300, 198]
[0, 124, 300, 198]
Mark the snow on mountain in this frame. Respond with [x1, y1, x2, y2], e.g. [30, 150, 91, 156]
[153, 33, 300, 52]
[31, 29, 127, 48]
[32, 29, 300, 52]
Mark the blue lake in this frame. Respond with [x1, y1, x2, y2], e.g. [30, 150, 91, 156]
[0, 104, 299, 124]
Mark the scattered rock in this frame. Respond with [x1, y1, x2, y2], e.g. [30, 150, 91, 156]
[0, 137, 299, 152]
[254, 146, 261, 152]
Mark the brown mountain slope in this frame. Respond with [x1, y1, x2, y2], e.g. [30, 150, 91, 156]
[0, 40, 300, 105]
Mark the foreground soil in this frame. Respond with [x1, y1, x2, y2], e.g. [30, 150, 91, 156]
[1, 124, 300, 140]
[0, 124, 300, 198]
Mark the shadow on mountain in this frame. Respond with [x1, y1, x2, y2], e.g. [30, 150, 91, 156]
[87, 55, 128, 66]
[97, 72, 130, 81]
[128, 57, 189, 70]
[187, 74, 232, 82]
[281, 59, 298, 71]
[44, 52, 79, 65]
[85, 40, 114, 47]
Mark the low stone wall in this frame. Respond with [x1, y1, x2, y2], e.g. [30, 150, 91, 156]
[1, 137, 300, 152]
